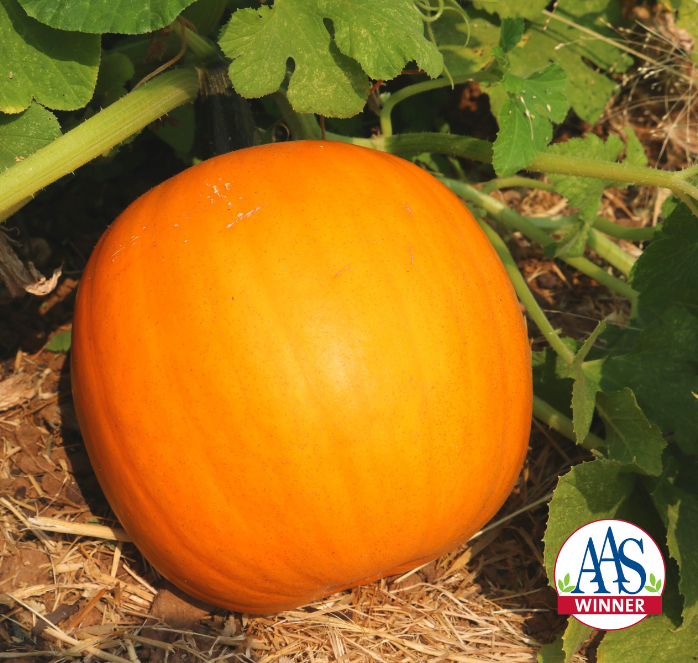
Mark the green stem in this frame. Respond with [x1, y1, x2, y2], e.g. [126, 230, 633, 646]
[440, 178, 639, 301]
[379, 73, 495, 137]
[282, 97, 695, 207]
[0, 68, 200, 219]
[591, 217, 658, 241]
[533, 395, 604, 451]
[272, 92, 323, 141]
[677, 163, 698, 179]
[475, 217, 575, 365]
[179, 24, 221, 64]
[530, 152, 698, 201]
[586, 229, 636, 277]
[0, 198, 30, 223]
[481, 176, 555, 193]
[521, 213, 656, 243]
[344, 133, 698, 204]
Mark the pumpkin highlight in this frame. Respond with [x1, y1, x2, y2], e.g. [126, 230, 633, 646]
[71, 141, 532, 614]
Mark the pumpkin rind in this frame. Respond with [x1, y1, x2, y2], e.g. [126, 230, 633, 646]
[71, 140, 532, 613]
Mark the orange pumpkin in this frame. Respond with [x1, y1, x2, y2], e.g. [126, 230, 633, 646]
[71, 140, 532, 614]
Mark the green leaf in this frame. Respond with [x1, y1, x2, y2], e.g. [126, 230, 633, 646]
[494, 97, 541, 177]
[536, 617, 592, 663]
[493, 63, 568, 176]
[219, 0, 442, 117]
[546, 134, 624, 223]
[665, 0, 698, 64]
[543, 132, 633, 258]
[542, 220, 591, 259]
[182, 0, 228, 37]
[569, 320, 606, 445]
[319, 0, 443, 80]
[17, 0, 196, 33]
[503, 0, 632, 124]
[543, 459, 636, 584]
[597, 612, 698, 663]
[532, 339, 578, 418]
[557, 578, 564, 591]
[563, 573, 570, 586]
[499, 17, 525, 53]
[152, 103, 194, 154]
[46, 329, 71, 353]
[624, 126, 648, 167]
[0, 0, 100, 113]
[630, 200, 698, 318]
[595, 388, 667, 476]
[645, 585, 657, 592]
[94, 52, 135, 107]
[537, 634, 564, 663]
[651, 457, 698, 627]
[656, 578, 662, 591]
[501, 65, 569, 124]
[472, 0, 548, 20]
[432, 10, 500, 78]
[562, 617, 592, 663]
[599, 307, 698, 454]
[0, 102, 60, 170]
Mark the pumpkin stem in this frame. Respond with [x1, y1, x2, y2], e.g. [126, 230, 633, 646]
[195, 61, 259, 159]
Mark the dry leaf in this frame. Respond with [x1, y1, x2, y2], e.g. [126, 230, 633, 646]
[0, 372, 37, 411]
[0, 230, 61, 297]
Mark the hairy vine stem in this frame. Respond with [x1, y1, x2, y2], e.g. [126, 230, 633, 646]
[0, 68, 200, 220]
[439, 178, 639, 301]
[532, 396, 603, 451]
[474, 217, 576, 365]
[481, 177, 555, 193]
[339, 133, 698, 204]
[379, 72, 495, 136]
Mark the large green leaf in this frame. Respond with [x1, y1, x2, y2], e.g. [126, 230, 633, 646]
[219, 0, 442, 118]
[543, 459, 636, 583]
[0, 0, 100, 113]
[537, 620, 592, 663]
[537, 634, 564, 663]
[490, 0, 632, 124]
[665, 0, 698, 64]
[651, 454, 698, 627]
[0, 102, 60, 170]
[599, 307, 698, 455]
[546, 134, 624, 223]
[543, 134, 626, 258]
[17, 0, 195, 33]
[93, 52, 135, 107]
[532, 340, 578, 418]
[631, 200, 698, 318]
[431, 10, 500, 78]
[596, 388, 666, 476]
[472, 0, 547, 20]
[561, 618, 592, 663]
[319, 0, 442, 80]
[596, 612, 698, 663]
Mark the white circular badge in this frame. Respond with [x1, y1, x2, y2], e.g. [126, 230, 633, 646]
[554, 519, 665, 630]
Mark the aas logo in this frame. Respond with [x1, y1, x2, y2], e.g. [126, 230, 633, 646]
[554, 519, 665, 630]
